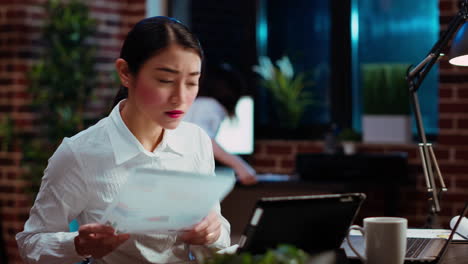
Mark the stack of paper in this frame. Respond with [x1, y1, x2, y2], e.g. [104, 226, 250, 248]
[100, 168, 235, 234]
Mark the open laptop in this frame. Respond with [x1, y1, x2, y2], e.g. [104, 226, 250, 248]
[344, 201, 468, 263]
[236, 193, 366, 254]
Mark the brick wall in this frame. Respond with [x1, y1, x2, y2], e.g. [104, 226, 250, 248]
[0, 0, 145, 263]
[250, 0, 468, 227]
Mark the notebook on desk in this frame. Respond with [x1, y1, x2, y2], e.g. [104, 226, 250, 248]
[344, 202, 468, 263]
[236, 193, 366, 254]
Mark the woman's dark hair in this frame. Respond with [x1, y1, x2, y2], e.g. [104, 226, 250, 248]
[198, 63, 245, 117]
[112, 16, 203, 108]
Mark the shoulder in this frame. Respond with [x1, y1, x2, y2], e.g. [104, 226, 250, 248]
[170, 121, 213, 156]
[64, 117, 113, 161]
[173, 121, 211, 143]
[68, 117, 108, 145]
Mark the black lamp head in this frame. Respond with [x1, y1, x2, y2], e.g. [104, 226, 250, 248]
[449, 21, 468, 66]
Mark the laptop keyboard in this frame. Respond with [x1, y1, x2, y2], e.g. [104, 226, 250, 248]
[406, 238, 431, 258]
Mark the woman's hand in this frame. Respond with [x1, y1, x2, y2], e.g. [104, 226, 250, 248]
[74, 223, 130, 259]
[234, 162, 257, 186]
[180, 211, 221, 245]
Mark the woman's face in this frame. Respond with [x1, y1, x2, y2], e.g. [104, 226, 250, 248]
[130, 44, 201, 130]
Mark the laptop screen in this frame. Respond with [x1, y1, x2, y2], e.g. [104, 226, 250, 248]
[215, 96, 254, 155]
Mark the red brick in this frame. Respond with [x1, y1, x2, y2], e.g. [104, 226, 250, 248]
[442, 192, 468, 202]
[439, 0, 455, 12]
[16, 199, 30, 208]
[434, 149, 450, 160]
[121, 9, 145, 16]
[252, 157, 276, 168]
[0, 105, 13, 112]
[265, 145, 293, 155]
[454, 175, 468, 188]
[438, 134, 468, 145]
[280, 159, 294, 169]
[0, 158, 13, 166]
[439, 73, 468, 83]
[0, 78, 13, 85]
[439, 164, 468, 174]
[30, 11, 45, 20]
[455, 150, 468, 160]
[1, 213, 16, 221]
[439, 87, 453, 98]
[297, 144, 322, 153]
[90, 6, 120, 14]
[254, 143, 265, 155]
[457, 118, 468, 129]
[439, 102, 468, 113]
[439, 118, 454, 129]
[6, 9, 27, 18]
[14, 91, 28, 99]
[458, 89, 468, 99]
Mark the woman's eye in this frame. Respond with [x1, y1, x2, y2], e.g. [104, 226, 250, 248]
[187, 83, 198, 87]
[159, 79, 173, 84]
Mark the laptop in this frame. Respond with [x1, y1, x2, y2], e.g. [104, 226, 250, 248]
[343, 202, 468, 263]
[236, 193, 366, 254]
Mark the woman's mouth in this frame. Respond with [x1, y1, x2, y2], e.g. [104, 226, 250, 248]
[165, 110, 184, 118]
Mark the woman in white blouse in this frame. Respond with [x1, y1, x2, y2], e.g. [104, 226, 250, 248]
[16, 16, 230, 264]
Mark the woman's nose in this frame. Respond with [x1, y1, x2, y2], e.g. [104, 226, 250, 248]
[170, 83, 186, 104]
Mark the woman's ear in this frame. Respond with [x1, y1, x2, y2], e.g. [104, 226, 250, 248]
[115, 58, 133, 88]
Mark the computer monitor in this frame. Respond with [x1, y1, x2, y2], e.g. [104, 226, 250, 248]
[215, 96, 254, 155]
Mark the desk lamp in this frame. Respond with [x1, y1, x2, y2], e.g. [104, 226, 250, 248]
[406, 0, 468, 227]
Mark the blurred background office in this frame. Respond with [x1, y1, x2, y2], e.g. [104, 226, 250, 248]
[0, 0, 467, 263]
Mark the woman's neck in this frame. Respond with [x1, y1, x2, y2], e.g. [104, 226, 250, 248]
[120, 100, 164, 152]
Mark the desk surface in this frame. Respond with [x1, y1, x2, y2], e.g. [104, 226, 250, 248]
[439, 244, 468, 264]
[344, 243, 467, 264]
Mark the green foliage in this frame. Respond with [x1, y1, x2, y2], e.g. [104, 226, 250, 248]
[253, 56, 315, 129]
[22, 0, 97, 196]
[0, 116, 14, 152]
[264, 70, 314, 129]
[337, 128, 360, 142]
[362, 64, 410, 115]
[204, 245, 309, 264]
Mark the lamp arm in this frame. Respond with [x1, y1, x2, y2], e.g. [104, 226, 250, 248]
[407, 12, 466, 93]
[404, 1, 468, 225]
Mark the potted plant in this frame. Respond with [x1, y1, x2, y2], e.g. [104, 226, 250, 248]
[338, 128, 360, 155]
[21, 0, 97, 197]
[253, 56, 314, 129]
[361, 63, 411, 143]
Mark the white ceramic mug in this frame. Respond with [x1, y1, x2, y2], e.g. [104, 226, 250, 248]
[347, 217, 407, 264]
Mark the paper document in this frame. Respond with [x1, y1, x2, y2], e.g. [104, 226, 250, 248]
[407, 228, 467, 241]
[100, 168, 235, 234]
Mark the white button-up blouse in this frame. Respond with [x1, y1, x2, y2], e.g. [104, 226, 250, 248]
[16, 101, 231, 264]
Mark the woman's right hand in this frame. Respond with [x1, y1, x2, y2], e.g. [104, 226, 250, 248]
[74, 223, 130, 259]
[234, 162, 257, 186]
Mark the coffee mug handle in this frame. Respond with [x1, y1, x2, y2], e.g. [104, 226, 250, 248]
[347, 225, 366, 263]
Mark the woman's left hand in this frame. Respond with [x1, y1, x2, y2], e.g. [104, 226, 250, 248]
[180, 211, 221, 245]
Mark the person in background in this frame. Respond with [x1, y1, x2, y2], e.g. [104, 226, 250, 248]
[16, 16, 230, 264]
[184, 63, 257, 186]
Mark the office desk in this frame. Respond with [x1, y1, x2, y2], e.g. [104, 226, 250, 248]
[439, 244, 468, 264]
[344, 243, 468, 264]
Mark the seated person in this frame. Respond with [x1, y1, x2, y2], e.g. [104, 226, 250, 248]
[184, 63, 257, 185]
[16, 16, 230, 264]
